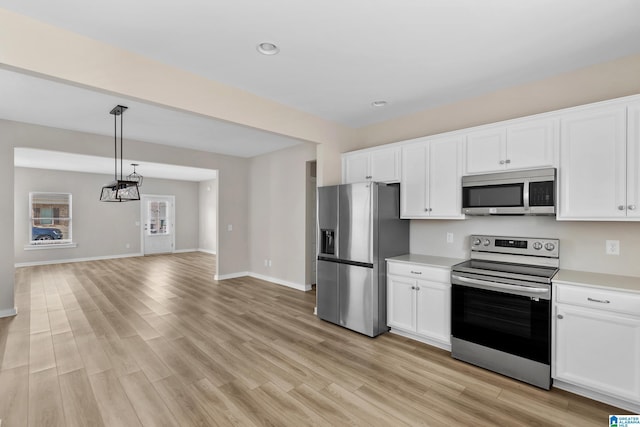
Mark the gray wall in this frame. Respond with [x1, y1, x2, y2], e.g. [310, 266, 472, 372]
[249, 143, 317, 288]
[1, 119, 249, 314]
[199, 179, 218, 253]
[411, 217, 640, 277]
[14, 167, 200, 265]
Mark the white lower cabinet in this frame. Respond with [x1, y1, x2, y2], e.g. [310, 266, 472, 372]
[387, 261, 451, 350]
[553, 281, 640, 411]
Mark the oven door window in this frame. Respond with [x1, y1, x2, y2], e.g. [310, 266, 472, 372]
[452, 285, 550, 364]
[462, 183, 523, 208]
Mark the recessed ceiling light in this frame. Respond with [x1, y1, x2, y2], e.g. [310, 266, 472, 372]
[371, 100, 388, 108]
[257, 42, 280, 55]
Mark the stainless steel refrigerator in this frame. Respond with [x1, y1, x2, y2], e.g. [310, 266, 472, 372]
[316, 182, 409, 337]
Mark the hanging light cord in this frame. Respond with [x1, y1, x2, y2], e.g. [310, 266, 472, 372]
[120, 110, 124, 181]
[113, 109, 117, 180]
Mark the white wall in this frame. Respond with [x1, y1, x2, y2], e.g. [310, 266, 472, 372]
[411, 217, 640, 277]
[199, 179, 217, 254]
[248, 143, 317, 290]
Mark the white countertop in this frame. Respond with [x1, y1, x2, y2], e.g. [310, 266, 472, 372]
[386, 254, 465, 269]
[554, 269, 640, 293]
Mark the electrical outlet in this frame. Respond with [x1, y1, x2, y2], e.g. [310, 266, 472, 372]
[227, 224, 233, 232]
[606, 240, 620, 255]
[446, 232, 454, 244]
[264, 259, 268, 267]
[268, 260, 272, 267]
[125, 243, 130, 249]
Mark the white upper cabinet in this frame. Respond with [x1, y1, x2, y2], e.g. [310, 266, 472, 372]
[464, 118, 558, 174]
[401, 135, 464, 219]
[558, 102, 635, 220]
[342, 146, 401, 184]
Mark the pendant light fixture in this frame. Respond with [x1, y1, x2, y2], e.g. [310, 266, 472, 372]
[127, 163, 144, 188]
[99, 105, 140, 202]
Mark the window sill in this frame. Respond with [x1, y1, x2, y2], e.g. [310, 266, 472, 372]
[24, 242, 78, 251]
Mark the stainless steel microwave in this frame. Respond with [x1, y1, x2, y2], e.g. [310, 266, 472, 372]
[462, 168, 556, 215]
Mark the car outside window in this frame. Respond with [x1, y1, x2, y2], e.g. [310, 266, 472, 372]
[30, 192, 72, 245]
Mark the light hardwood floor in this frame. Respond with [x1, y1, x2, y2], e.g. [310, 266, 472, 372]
[0, 252, 628, 426]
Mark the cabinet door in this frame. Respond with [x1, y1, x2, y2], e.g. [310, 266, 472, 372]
[627, 102, 640, 218]
[555, 304, 640, 402]
[387, 275, 416, 331]
[506, 118, 557, 170]
[558, 105, 627, 219]
[415, 280, 451, 344]
[464, 127, 505, 174]
[370, 147, 401, 183]
[343, 153, 369, 184]
[400, 141, 429, 218]
[429, 136, 464, 218]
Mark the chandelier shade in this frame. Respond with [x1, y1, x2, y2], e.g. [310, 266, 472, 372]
[100, 105, 140, 202]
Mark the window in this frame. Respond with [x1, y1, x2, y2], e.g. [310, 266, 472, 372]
[147, 200, 170, 235]
[30, 192, 72, 245]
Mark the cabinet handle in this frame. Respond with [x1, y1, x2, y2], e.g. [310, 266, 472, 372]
[629, 205, 636, 211]
[587, 297, 610, 304]
[365, 175, 372, 179]
[499, 160, 505, 165]
[415, 286, 420, 291]
[557, 314, 563, 319]
[410, 271, 422, 275]
[428, 208, 432, 212]
[505, 159, 511, 164]
[618, 205, 625, 211]
[411, 286, 416, 290]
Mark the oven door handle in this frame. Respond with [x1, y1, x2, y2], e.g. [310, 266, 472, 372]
[451, 274, 549, 294]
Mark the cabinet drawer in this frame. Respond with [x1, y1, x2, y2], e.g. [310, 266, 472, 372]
[555, 284, 640, 316]
[387, 262, 449, 282]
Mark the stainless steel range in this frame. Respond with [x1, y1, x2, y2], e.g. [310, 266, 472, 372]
[450, 235, 559, 389]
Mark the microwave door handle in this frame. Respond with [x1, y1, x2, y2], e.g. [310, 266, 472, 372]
[451, 275, 548, 294]
[523, 179, 530, 211]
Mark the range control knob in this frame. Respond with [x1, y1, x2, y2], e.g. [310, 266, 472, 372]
[472, 238, 481, 246]
[483, 239, 491, 247]
[544, 242, 556, 251]
[533, 242, 543, 250]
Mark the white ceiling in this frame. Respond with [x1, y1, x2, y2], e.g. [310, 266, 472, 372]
[2, 0, 640, 162]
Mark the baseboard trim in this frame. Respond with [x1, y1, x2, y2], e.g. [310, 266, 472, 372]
[214, 271, 311, 292]
[15, 252, 144, 268]
[214, 271, 249, 281]
[553, 379, 640, 413]
[248, 273, 311, 292]
[0, 307, 17, 318]
[173, 248, 199, 254]
[197, 248, 217, 255]
[388, 328, 452, 352]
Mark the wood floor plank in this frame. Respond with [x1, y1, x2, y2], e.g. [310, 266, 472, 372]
[119, 370, 178, 427]
[88, 369, 142, 427]
[29, 331, 56, 374]
[47, 310, 72, 336]
[153, 375, 219, 426]
[97, 334, 141, 378]
[1, 330, 30, 371]
[0, 366, 29, 427]
[29, 308, 51, 335]
[28, 367, 66, 427]
[3, 252, 629, 427]
[75, 331, 113, 375]
[51, 331, 84, 375]
[121, 335, 173, 383]
[58, 368, 105, 427]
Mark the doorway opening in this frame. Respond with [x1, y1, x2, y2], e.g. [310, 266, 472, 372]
[305, 161, 317, 288]
[141, 194, 176, 255]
